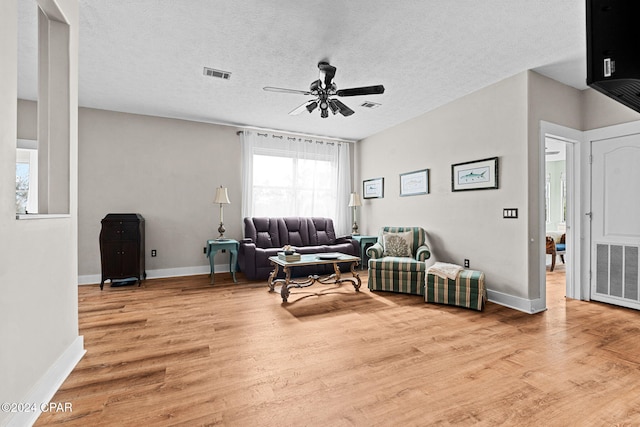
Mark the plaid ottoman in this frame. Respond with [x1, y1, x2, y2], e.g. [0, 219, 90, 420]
[425, 269, 486, 311]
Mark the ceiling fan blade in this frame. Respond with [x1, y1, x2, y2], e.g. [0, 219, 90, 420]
[264, 86, 312, 95]
[332, 99, 355, 116]
[336, 85, 385, 97]
[289, 100, 316, 115]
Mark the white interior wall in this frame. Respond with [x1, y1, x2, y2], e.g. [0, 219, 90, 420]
[1, 1, 83, 426]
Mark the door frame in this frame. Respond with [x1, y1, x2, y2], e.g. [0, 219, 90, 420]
[539, 121, 584, 301]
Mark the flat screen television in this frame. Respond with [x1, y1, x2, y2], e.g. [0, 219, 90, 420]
[587, 0, 640, 113]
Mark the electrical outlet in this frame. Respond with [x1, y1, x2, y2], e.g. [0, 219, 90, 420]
[221, 249, 226, 253]
[203, 247, 207, 254]
[151, 249, 157, 257]
[464, 259, 470, 268]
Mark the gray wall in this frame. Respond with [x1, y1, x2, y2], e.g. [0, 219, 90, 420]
[525, 71, 582, 300]
[77, 108, 242, 281]
[356, 72, 532, 299]
[583, 88, 640, 130]
[356, 69, 640, 307]
[13, 66, 640, 303]
[16, 103, 356, 283]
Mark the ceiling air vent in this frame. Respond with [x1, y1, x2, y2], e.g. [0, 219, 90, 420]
[360, 101, 381, 109]
[203, 67, 231, 80]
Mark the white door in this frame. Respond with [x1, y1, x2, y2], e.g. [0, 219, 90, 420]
[591, 133, 640, 309]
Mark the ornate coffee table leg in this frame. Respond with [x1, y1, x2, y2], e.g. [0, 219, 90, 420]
[332, 262, 342, 281]
[280, 267, 292, 302]
[350, 262, 361, 291]
[268, 263, 280, 292]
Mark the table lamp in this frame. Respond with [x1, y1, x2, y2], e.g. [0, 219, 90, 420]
[348, 192, 362, 235]
[214, 186, 231, 239]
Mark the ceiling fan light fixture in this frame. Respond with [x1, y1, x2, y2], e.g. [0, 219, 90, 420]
[321, 109, 329, 118]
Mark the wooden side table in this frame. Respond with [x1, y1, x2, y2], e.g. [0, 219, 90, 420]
[206, 239, 239, 284]
[352, 235, 378, 270]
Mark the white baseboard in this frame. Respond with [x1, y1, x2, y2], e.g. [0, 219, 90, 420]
[5, 336, 85, 427]
[78, 264, 226, 285]
[487, 289, 547, 314]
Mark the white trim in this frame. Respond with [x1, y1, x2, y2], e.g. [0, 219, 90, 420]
[16, 214, 70, 220]
[17, 138, 38, 150]
[239, 127, 355, 144]
[4, 336, 85, 427]
[78, 264, 232, 285]
[487, 289, 547, 314]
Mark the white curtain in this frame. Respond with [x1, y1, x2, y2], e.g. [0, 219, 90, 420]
[240, 130, 352, 236]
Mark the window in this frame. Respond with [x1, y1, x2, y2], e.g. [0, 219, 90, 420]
[252, 153, 335, 218]
[545, 173, 551, 224]
[16, 139, 38, 214]
[241, 130, 351, 236]
[560, 171, 567, 223]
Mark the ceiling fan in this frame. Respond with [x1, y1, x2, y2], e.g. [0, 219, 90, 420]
[264, 61, 385, 118]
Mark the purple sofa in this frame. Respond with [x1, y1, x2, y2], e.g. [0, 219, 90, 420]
[239, 217, 360, 280]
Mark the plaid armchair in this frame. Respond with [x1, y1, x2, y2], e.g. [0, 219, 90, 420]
[367, 226, 431, 295]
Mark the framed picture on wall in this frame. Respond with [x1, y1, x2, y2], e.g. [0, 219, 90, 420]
[363, 177, 384, 199]
[400, 169, 429, 196]
[451, 157, 499, 191]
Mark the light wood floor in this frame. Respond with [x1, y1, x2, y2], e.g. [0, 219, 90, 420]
[36, 267, 640, 426]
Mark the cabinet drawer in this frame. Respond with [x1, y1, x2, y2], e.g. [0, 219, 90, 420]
[102, 223, 138, 241]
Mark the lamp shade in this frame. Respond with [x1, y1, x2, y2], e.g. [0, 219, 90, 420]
[214, 186, 230, 204]
[348, 192, 362, 207]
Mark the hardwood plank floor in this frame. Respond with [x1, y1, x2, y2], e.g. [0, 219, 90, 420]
[35, 268, 640, 426]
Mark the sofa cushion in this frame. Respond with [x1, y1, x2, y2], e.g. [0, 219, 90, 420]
[369, 257, 427, 272]
[246, 217, 280, 249]
[310, 217, 337, 245]
[279, 217, 310, 246]
[382, 230, 413, 257]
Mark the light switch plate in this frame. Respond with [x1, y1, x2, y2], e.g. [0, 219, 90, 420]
[503, 208, 518, 219]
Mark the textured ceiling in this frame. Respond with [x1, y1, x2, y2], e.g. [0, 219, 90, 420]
[17, 0, 587, 141]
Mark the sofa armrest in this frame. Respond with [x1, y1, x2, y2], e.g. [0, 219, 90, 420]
[238, 240, 257, 278]
[335, 235, 353, 243]
[239, 239, 255, 254]
[416, 244, 431, 261]
[367, 242, 384, 259]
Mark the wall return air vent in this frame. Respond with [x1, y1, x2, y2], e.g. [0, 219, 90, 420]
[203, 67, 231, 80]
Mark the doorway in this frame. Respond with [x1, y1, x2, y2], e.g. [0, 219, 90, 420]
[539, 121, 583, 306]
[545, 136, 569, 296]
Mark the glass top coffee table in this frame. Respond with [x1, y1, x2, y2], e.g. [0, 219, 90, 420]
[267, 252, 361, 302]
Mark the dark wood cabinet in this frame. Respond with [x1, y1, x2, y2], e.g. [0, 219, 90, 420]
[99, 213, 146, 289]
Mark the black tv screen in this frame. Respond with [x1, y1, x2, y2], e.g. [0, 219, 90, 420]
[587, 0, 640, 113]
